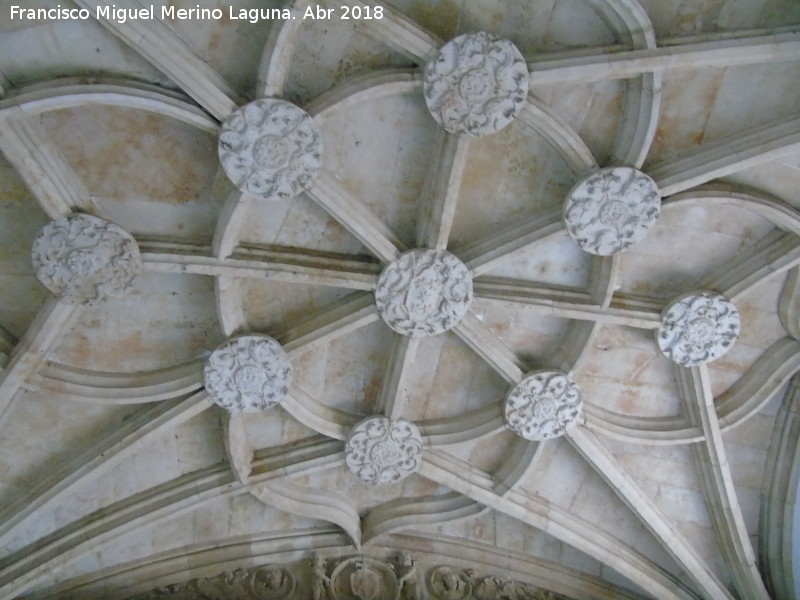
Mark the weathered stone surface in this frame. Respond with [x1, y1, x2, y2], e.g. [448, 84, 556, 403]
[204, 335, 293, 412]
[657, 292, 741, 366]
[423, 32, 528, 137]
[31, 214, 141, 305]
[374, 249, 472, 337]
[563, 167, 661, 256]
[345, 416, 423, 485]
[218, 99, 322, 200]
[505, 371, 583, 440]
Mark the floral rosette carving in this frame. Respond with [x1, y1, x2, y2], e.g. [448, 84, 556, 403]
[374, 249, 473, 337]
[218, 98, 322, 200]
[204, 335, 293, 412]
[31, 214, 141, 305]
[423, 32, 529, 137]
[563, 167, 661, 255]
[504, 371, 583, 441]
[345, 416, 423, 485]
[658, 292, 741, 366]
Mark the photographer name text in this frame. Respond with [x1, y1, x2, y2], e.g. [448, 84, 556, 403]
[9, 4, 384, 24]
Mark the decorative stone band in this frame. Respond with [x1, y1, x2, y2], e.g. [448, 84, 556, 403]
[204, 334, 293, 413]
[657, 291, 741, 367]
[504, 370, 583, 441]
[218, 98, 322, 200]
[129, 556, 572, 600]
[563, 167, 661, 256]
[31, 213, 142, 305]
[423, 31, 529, 137]
[374, 249, 473, 337]
[345, 416, 423, 485]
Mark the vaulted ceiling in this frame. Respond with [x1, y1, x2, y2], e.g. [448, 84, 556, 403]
[1, 0, 800, 599]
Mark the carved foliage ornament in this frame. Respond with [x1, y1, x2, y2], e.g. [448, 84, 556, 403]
[204, 335, 293, 412]
[375, 249, 473, 337]
[563, 167, 661, 256]
[219, 99, 322, 200]
[428, 566, 571, 600]
[658, 292, 741, 366]
[505, 370, 583, 440]
[345, 417, 423, 485]
[423, 32, 529, 136]
[32, 214, 141, 305]
[140, 566, 294, 599]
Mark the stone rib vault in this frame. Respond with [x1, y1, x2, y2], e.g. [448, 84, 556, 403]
[1, 1, 800, 599]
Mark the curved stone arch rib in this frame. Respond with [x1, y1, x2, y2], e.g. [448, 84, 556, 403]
[362, 492, 487, 544]
[0, 392, 211, 553]
[215, 276, 247, 337]
[0, 438, 343, 599]
[0, 299, 78, 426]
[760, 374, 800, 600]
[583, 405, 703, 445]
[73, 0, 241, 120]
[420, 451, 702, 600]
[662, 186, 800, 235]
[419, 400, 506, 447]
[325, 0, 441, 63]
[252, 479, 362, 548]
[455, 206, 564, 277]
[567, 426, 736, 600]
[717, 337, 800, 431]
[651, 115, 800, 197]
[695, 229, 800, 302]
[304, 69, 422, 126]
[257, 1, 310, 97]
[585, 0, 661, 168]
[0, 114, 95, 219]
[0, 81, 219, 134]
[281, 385, 363, 441]
[416, 131, 470, 251]
[677, 365, 770, 600]
[31, 359, 204, 404]
[528, 31, 800, 86]
[518, 98, 598, 175]
[779, 266, 800, 339]
[584, 337, 800, 444]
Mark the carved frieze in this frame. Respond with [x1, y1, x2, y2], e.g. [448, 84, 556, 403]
[138, 565, 294, 599]
[31, 214, 141, 305]
[374, 249, 473, 337]
[657, 292, 741, 366]
[428, 566, 572, 600]
[563, 167, 661, 255]
[504, 371, 583, 440]
[345, 416, 423, 485]
[130, 557, 571, 600]
[423, 32, 528, 136]
[204, 335, 293, 412]
[218, 98, 322, 200]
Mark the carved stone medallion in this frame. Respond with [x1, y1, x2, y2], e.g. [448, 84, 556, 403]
[505, 371, 583, 440]
[428, 566, 471, 600]
[31, 214, 141, 305]
[563, 167, 661, 255]
[374, 250, 473, 337]
[423, 32, 529, 136]
[345, 417, 423, 485]
[218, 99, 322, 200]
[204, 335, 293, 412]
[330, 557, 400, 600]
[657, 292, 741, 366]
